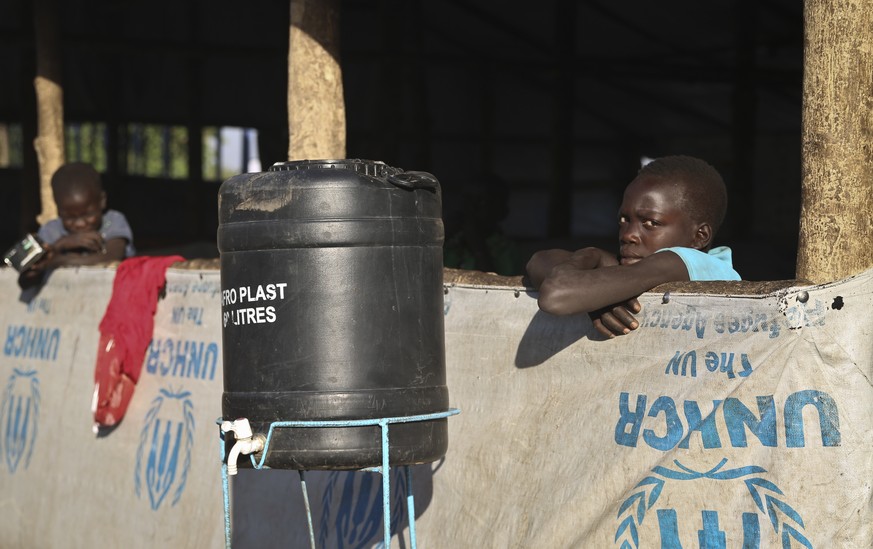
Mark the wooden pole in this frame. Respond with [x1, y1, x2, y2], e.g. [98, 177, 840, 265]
[797, 0, 873, 282]
[0, 125, 8, 167]
[32, 0, 65, 225]
[288, 0, 346, 160]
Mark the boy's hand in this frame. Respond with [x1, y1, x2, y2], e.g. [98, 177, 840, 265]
[17, 248, 53, 289]
[18, 265, 45, 288]
[590, 297, 641, 338]
[53, 231, 105, 254]
[28, 244, 54, 272]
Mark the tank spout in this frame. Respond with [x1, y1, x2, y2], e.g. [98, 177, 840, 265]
[221, 418, 265, 475]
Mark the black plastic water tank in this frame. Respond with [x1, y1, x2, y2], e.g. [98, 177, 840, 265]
[218, 159, 448, 470]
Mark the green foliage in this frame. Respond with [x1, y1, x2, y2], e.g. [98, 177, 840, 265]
[0, 120, 255, 182]
[66, 122, 108, 171]
[202, 126, 246, 181]
[0, 123, 24, 168]
[125, 123, 189, 179]
[202, 126, 221, 181]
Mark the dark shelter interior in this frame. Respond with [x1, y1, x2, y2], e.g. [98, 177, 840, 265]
[0, 0, 803, 280]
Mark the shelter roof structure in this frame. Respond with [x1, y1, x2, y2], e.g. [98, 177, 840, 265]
[0, 0, 803, 278]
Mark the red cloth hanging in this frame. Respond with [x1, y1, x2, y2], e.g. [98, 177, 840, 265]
[93, 255, 184, 429]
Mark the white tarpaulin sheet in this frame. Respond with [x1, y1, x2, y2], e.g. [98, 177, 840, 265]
[429, 273, 872, 548]
[0, 266, 226, 549]
[0, 265, 870, 548]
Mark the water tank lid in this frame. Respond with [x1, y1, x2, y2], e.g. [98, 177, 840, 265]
[269, 159, 395, 178]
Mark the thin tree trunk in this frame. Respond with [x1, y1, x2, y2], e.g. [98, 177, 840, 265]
[33, 0, 65, 225]
[0, 124, 8, 166]
[797, 0, 873, 282]
[288, 0, 346, 161]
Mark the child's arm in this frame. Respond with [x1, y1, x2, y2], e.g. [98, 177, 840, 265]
[47, 234, 128, 268]
[50, 231, 105, 256]
[16, 235, 128, 290]
[528, 247, 641, 337]
[17, 255, 50, 289]
[536, 250, 689, 316]
[526, 247, 618, 289]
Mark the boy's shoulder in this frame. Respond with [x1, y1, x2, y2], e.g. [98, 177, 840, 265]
[37, 217, 66, 244]
[102, 209, 134, 238]
[103, 209, 130, 223]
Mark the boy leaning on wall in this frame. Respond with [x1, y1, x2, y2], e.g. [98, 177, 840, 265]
[18, 162, 135, 290]
[526, 155, 740, 338]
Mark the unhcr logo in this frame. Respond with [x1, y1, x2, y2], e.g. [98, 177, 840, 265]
[0, 369, 40, 474]
[134, 387, 195, 510]
[614, 458, 812, 548]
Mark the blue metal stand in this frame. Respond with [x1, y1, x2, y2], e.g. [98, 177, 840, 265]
[219, 409, 460, 549]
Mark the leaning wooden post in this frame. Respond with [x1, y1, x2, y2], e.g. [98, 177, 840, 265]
[288, 0, 346, 160]
[797, 0, 873, 282]
[32, 0, 65, 224]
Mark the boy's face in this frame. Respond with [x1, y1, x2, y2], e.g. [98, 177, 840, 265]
[617, 175, 703, 265]
[57, 188, 106, 234]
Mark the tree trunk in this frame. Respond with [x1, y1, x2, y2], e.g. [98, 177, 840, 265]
[33, 0, 65, 225]
[288, 0, 346, 161]
[797, 0, 873, 282]
[0, 125, 8, 166]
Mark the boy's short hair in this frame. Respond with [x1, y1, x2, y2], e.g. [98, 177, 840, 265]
[637, 155, 727, 234]
[51, 162, 103, 199]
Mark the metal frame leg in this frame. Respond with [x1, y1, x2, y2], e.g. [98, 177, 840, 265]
[218, 409, 459, 548]
[380, 420, 391, 547]
[298, 471, 317, 549]
[406, 465, 417, 549]
[220, 431, 232, 549]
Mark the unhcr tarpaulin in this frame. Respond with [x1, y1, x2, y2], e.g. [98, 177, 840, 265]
[0, 265, 869, 547]
[0, 266, 226, 548]
[428, 272, 871, 548]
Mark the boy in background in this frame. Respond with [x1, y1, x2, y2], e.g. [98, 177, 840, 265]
[19, 162, 135, 288]
[526, 155, 740, 338]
